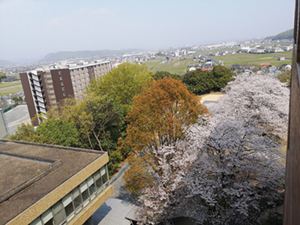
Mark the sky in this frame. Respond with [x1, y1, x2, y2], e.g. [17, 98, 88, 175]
[0, 0, 295, 62]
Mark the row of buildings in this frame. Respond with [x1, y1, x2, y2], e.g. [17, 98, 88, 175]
[20, 61, 112, 126]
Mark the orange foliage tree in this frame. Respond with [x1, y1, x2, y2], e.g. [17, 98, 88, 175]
[120, 77, 209, 197]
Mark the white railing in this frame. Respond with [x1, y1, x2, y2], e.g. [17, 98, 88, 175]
[36, 92, 43, 98]
[40, 108, 46, 113]
[37, 97, 44, 102]
[33, 80, 41, 86]
[32, 75, 39, 81]
[38, 102, 46, 108]
[35, 86, 42, 92]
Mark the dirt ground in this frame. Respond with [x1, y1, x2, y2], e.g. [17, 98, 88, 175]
[199, 92, 224, 103]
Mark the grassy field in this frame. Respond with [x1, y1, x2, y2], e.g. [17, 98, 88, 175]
[0, 81, 23, 95]
[212, 52, 292, 67]
[144, 57, 195, 75]
[200, 47, 241, 55]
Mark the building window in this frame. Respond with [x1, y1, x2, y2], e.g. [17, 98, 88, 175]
[41, 209, 54, 225]
[94, 171, 102, 189]
[63, 93, 66, 97]
[71, 75, 74, 78]
[72, 187, 82, 211]
[58, 71, 62, 75]
[59, 77, 63, 80]
[101, 167, 108, 184]
[61, 82, 64, 86]
[52, 201, 65, 224]
[62, 193, 74, 218]
[62, 87, 65, 91]
[30, 165, 109, 225]
[87, 176, 96, 196]
[80, 181, 90, 203]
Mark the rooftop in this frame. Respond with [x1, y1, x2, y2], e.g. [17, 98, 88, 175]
[0, 140, 105, 225]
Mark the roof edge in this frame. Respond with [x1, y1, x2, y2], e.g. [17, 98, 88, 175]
[0, 139, 106, 155]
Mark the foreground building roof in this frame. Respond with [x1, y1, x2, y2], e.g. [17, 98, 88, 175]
[0, 140, 113, 225]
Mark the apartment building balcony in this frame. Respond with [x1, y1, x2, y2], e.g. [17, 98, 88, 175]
[37, 102, 47, 109]
[34, 96, 46, 104]
[37, 107, 47, 114]
[29, 75, 40, 82]
[33, 91, 44, 98]
[31, 80, 43, 88]
[32, 85, 43, 93]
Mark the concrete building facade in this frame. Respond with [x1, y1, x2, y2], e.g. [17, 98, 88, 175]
[20, 61, 112, 126]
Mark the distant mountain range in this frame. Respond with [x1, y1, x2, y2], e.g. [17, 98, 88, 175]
[265, 29, 293, 40]
[40, 49, 142, 62]
[0, 59, 13, 66]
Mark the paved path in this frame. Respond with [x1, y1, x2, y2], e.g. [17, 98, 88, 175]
[93, 198, 136, 225]
[4, 105, 30, 135]
[110, 174, 138, 205]
[92, 169, 139, 224]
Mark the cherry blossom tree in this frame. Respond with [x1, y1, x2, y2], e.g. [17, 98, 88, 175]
[137, 73, 289, 225]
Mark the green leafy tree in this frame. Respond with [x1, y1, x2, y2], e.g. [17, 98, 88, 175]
[212, 65, 235, 89]
[35, 119, 81, 147]
[12, 96, 18, 104]
[153, 71, 182, 81]
[9, 123, 36, 142]
[9, 120, 80, 147]
[182, 66, 235, 95]
[86, 62, 153, 113]
[47, 94, 125, 153]
[18, 96, 23, 102]
[108, 151, 123, 176]
[182, 70, 216, 94]
[0, 72, 6, 82]
[277, 70, 291, 87]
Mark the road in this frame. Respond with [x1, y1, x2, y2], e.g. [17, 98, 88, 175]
[4, 105, 31, 135]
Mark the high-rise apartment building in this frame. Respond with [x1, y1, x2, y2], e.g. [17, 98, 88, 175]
[20, 61, 112, 126]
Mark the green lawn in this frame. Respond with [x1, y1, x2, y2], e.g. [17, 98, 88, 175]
[144, 57, 195, 75]
[0, 81, 23, 95]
